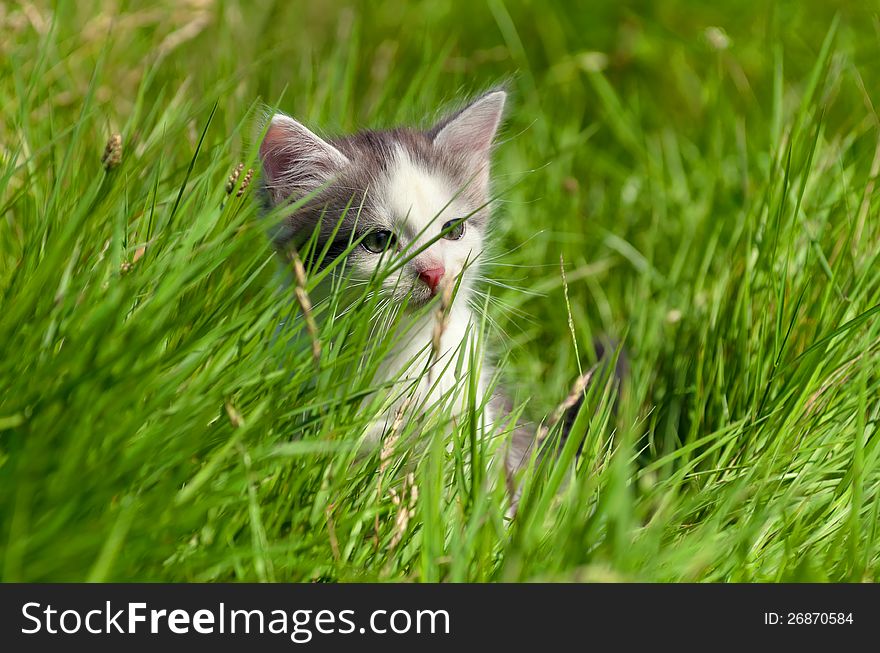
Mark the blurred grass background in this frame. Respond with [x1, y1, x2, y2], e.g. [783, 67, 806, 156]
[1, 0, 879, 581]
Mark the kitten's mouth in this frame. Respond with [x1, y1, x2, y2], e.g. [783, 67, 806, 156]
[400, 283, 440, 311]
[403, 273, 465, 311]
[404, 289, 433, 310]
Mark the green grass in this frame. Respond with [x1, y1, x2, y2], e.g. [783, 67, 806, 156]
[1, 0, 879, 582]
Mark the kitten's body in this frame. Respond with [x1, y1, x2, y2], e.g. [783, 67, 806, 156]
[260, 90, 532, 476]
[368, 301, 495, 445]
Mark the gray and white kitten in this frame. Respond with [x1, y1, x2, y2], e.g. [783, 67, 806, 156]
[259, 90, 536, 478]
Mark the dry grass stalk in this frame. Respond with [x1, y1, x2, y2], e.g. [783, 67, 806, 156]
[326, 503, 341, 561]
[374, 397, 412, 549]
[287, 250, 321, 365]
[224, 401, 244, 428]
[429, 278, 455, 384]
[101, 134, 122, 171]
[536, 366, 595, 442]
[388, 472, 419, 549]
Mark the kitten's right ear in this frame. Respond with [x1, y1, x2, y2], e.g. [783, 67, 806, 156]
[429, 90, 506, 192]
[259, 114, 350, 205]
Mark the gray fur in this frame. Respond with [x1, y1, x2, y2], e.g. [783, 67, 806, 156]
[259, 90, 505, 269]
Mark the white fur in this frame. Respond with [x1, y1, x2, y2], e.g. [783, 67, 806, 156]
[359, 147, 494, 444]
[380, 147, 480, 294]
[364, 303, 494, 447]
[281, 146, 494, 447]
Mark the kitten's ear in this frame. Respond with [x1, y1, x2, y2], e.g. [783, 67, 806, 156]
[430, 90, 506, 179]
[259, 113, 350, 205]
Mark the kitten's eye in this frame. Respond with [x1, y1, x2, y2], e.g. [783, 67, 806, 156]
[441, 219, 466, 241]
[361, 229, 397, 254]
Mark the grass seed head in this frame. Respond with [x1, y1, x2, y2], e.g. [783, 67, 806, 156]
[236, 168, 254, 197]
[101, 133, 122, 170]
[225, 163, 253, 197]
[430, 278, 455, 361]
[225, 163, 244, 194]
[537, 366, 595, 441]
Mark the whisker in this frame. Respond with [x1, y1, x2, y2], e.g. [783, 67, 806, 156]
[473, 276, 545, 298]
[481, 261, 558, 270]
[477, 231, 547, 262]
[470, 289, 535, 323]
[468, 301, 511, 340]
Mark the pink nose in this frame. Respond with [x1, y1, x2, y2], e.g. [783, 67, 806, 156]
[418, 266, 445, 294]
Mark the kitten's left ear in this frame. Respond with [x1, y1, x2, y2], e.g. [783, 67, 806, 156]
[259, 113, 350, 206]
[430, 90, 506, 182]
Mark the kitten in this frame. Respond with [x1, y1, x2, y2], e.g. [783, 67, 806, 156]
[259, 90, 544, 480]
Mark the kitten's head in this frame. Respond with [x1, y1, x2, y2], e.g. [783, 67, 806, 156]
[259, 90, 506, 308]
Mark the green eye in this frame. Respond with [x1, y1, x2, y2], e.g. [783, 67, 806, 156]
[441, 219, 466, 240]
[361, 229, 397, 253]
